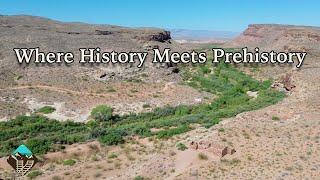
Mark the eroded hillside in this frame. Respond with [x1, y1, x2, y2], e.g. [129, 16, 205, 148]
[226, 24, 320, 54]
[0, 15, 210, 121]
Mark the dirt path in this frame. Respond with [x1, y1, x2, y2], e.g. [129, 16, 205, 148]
[0, 85, 115, 97]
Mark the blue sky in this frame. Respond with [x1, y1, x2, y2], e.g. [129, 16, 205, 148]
[0, 0, 319, 32]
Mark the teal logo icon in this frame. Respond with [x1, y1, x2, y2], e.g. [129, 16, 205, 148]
[7, 144, 38, 176]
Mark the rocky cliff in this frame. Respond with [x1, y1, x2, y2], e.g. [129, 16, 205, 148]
[226, 24, 320, 54]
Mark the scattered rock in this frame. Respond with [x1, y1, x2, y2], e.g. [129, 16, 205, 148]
[95, 30, 113, 35]
[272, 74, 296, 92]
[280, 73, 296, 91]
[99, 73, 107, 79]
[142, 43, 159, 51]
[189, 141, 233, 157]
[137, 31, 171, 42]
[247, 91, 258, 98]
[171, 67, 180, 73]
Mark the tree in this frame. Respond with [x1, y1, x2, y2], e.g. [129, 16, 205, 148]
[90, 105, 113, 123]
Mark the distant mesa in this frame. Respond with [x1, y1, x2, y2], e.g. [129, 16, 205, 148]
[170, 29, 239, 43]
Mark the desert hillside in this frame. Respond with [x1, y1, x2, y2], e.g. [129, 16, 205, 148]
[226, 24, 320, 55]
[0, 15, 210, 121]
[0, 16, 319, 180]
[0, 15, 179, 88]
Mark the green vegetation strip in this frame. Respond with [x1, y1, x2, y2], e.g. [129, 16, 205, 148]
[37, 106, 56, 114]
[0, 56, 285, 157]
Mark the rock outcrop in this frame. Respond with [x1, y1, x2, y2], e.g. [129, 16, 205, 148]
[190, 141, 236, 158]
[136, 30, 171, 42]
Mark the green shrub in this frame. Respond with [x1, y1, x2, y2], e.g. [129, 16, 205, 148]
[157, 125, 190, 139]
[99, 130, 125, 145]
[107, 87, 117, 92]
[142, 104, 151, 108]
[272, 116, 280, 121]
[180, 114, 203, 124]
[90, 127, 107, 138]
[175, 106, 190, 116]
[26, 138, 51, 154]
[200, 66, 211, 74]
[37, 106, 55, 114]
[27, 170, 42, 179]
[176, 143, 187, 151]
[15, 75, 23, 80]
[132, 125, 151, 137]
[203, 118, 220, 128]
[134, 176, 145, 180]
[90, 105, 113, 122]
[63, 159, 76, 166]
[154, 106, 176, 117]
[86, 120, 99, 129]
[108, 152, 118, 159]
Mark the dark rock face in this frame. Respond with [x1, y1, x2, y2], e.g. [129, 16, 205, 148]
[137, 31, 171, 42]
[95, 30, 113, 35]
[148, 31, 171, 42]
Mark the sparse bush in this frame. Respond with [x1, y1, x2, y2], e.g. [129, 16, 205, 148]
[15, 75, 23, 80]
[108, 152, 118, 159]
[107, 87, 117, 92]
[91, 155, 99, 161]
[114, 161, 121, 169]
[221, 158, 241, 165]
[94, 173, 102, 178]
[37, 106, 55, 114]
[63, 159, 76, 166]
[176, 143, 187, 151]
[142, 104, 151, 108]
[134, 176, 145, 180]
[200, 66, 211, 74]
[272, 116, 280, 121]
[52, 176, 61, 180]
[27, 170, 42, 179]
[169, 150, 176, 156]
[198, 153, 208, 160]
